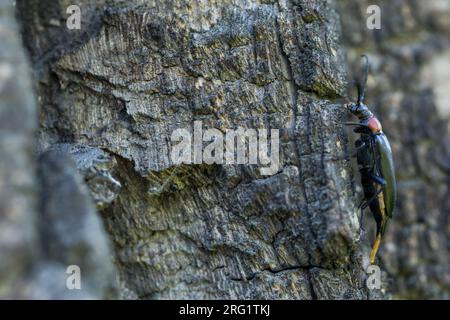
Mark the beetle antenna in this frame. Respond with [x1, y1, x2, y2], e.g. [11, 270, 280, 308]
[356, 82, 363, 106]
[357, 54, 369, 105]
[346, 79, 357, 103]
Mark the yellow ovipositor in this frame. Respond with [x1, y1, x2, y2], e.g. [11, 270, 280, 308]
[370, 233, 382, 265]
[370, 187, 386, 264]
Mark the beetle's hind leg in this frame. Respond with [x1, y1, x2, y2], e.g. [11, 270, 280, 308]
[357, 190, 383, 237]
[365, 180, 388, 265]
[357, 201, 367, 237]
[360, 173, 387, 210]
[357, 175, 386, 238]
[370, 189, 386, 265]
[360, 186, 384, 210]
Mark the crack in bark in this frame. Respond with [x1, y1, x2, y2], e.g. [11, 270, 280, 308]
[229, 264, 322, 282]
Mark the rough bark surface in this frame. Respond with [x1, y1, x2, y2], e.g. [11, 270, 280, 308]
[4, 0, 448, 300]
[337, 0, 450, 299]
[16, 0, 378, 299]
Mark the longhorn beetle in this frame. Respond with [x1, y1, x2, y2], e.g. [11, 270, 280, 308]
[345, 55, 397, 265]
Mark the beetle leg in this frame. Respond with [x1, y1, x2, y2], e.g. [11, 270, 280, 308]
[343, 122, 370, 134]
[331, 140, 367, 160]
[336, 142, 367, 159]
[361, 186, 384, 210]
[350, 141, 367, 158]
[371, 187, 387, 264]
[353, 142, 366, 157]
[357, 187, 383, 238]
[369, 173, 386, 187]
[357, 201, 367, 236]
[343, 121, 367, 126]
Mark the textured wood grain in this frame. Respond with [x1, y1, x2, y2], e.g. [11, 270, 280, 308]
[17, 0, 377, 299]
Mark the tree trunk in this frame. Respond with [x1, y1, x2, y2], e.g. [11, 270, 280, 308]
[7, 0, 449, 300]
[15, 0, 376, 299]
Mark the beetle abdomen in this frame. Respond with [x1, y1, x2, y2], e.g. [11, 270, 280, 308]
[375, 133, 397, 218]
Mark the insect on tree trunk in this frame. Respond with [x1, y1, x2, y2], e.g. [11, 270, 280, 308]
[9, 0, 392, 299]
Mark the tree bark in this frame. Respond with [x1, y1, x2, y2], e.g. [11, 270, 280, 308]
[16, 0, 377, 299]
[11, 0, 450, 300]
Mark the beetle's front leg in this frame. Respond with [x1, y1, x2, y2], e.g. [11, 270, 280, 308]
[329, 140, 367, 161]
[343, 122, 370, 134]
[347, 141, 367, 158]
